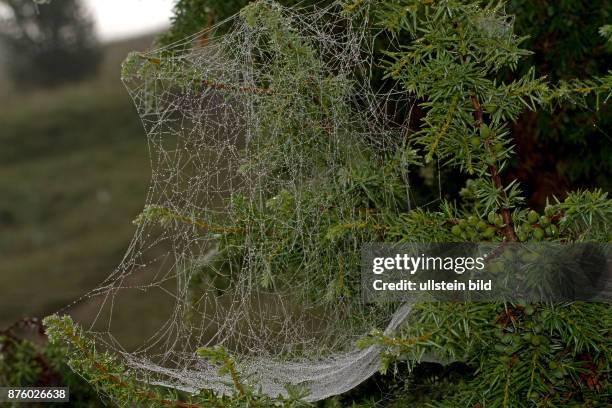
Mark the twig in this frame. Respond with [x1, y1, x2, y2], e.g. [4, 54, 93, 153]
[56, 321, 216, 408]
[471, 95, 518, 242]
[427, 95, 459, 162]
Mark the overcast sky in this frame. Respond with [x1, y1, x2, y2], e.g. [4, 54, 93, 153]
[83, 0, 174, 41]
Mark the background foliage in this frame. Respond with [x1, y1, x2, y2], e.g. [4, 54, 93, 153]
[0, 0, 101, 88]
[1, 0, 610, 406]
[0, 318, 101, 407]
[508, 0, 612, 204]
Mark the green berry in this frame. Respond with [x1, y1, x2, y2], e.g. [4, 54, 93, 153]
[477, 220, 488, 231]
[533, 227, 545, 240]
[480, 123, 491, 138]
[489, 261, 503, 273]
[503, 248, 515, 260]
[549, 224, 559, 236]
[470, 136, 481, 148]
[527, 210, 539, 224]
[468, 215, 478, 225]
[521, 251, 538, 263]
[484, 103, 498, 114]
[544, 205, 555, 217]
[495, 215, 504, 227]
[483, 227, 496, 238]
[451, 225, 462, 236]
[487, 211, 497, 224]
[539, 215, 550, 227]
[553, 369, 564, 379]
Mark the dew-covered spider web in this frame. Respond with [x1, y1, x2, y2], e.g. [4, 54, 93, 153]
[64, 1, 441, 401]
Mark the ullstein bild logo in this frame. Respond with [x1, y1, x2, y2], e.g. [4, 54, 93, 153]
[361, 243, 612, 303]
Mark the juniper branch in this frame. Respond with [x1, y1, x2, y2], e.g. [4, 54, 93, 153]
[470, 94, 517, 241]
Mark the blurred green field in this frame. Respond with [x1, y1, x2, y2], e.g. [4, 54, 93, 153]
[0, 35, 174, 347]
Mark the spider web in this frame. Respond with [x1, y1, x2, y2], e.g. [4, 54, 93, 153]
[64, 1, 440, 401]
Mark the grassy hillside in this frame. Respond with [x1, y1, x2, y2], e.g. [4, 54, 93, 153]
[0, 34, 172, 348]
